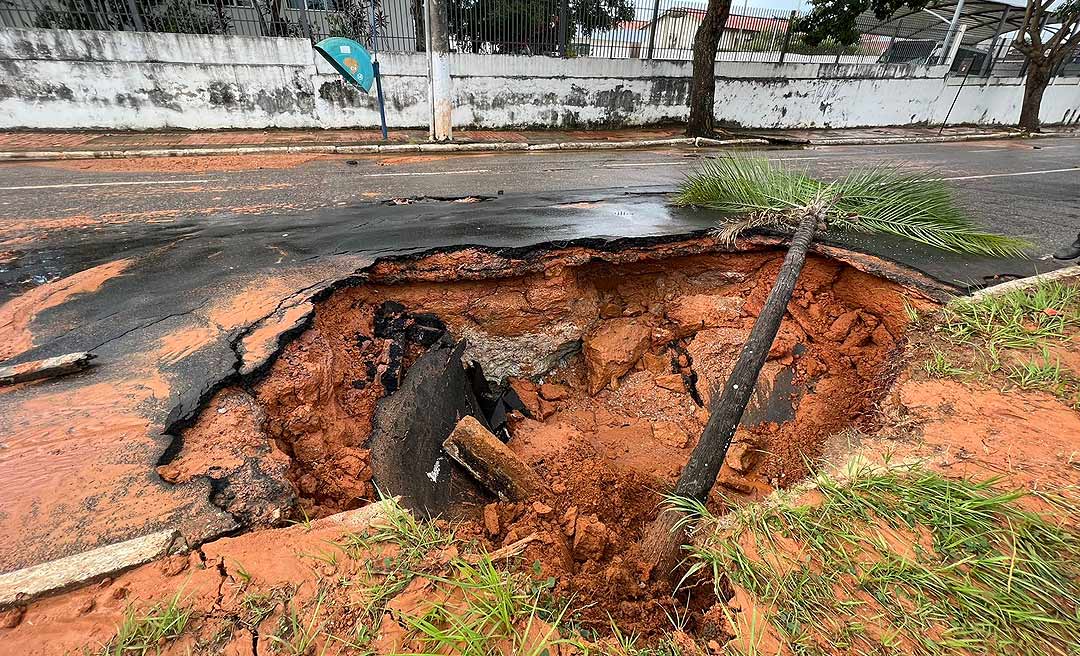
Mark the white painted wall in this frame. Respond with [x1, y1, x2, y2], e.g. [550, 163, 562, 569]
[2, 27, 1079, 131]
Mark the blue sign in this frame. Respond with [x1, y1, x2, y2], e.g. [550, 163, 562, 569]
[314, 37, 375, 93]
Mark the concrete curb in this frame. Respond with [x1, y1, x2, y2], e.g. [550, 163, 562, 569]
[0, 137, 769, 162]
[0, 529, 184, 606]
[968, 265, 1080, 301]
[0, 499, 401, 607]
[806, 131, 1018, 146]
[802, 130, 1077, 147]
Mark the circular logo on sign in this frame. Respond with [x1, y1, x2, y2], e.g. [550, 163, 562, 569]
[343, 57, 359, 74]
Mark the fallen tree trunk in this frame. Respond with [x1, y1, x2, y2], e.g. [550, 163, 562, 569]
[639, 209, 820, 578]
[443, 415, 546, 501]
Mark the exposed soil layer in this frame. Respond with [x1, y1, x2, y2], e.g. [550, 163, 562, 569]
[156, 239, 930, 636]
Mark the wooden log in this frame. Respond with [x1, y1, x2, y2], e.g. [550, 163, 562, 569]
[0, 352, 94, 386]
[442, 416, 545, 501]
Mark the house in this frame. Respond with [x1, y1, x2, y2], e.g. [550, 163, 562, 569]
[580, 19, 648, 58]
[640, 7, 791, 61]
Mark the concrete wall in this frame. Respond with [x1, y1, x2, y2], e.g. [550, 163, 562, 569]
[3, 27, 1080, 131]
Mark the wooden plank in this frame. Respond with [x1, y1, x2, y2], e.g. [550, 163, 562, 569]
[442, 416, 545, 501]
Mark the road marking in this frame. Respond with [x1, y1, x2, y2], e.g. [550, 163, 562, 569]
[943, 166, 1080, 181]
[357, 169, 491, 177]
[0, 179, 211, 191]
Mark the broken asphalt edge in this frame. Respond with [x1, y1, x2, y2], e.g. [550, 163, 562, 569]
[0, 129, 1070, 161]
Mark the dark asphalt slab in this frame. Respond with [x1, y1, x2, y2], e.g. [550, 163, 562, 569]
[0, 137, 1077, 572]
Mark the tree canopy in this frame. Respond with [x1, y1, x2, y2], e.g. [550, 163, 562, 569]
[447, 0, 635, 54]
[797, 0, 931, 46]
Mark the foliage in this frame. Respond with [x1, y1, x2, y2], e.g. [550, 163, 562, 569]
[447, 0, 635, 54]
[681, 463, 1080, 655]
[327, 0, 388, 46]
[100, 591, 192, 656]
[745, 27, 859, 55]
[255, 0, 303, 37]
[943, 281, 1080, 350]
[797, 0, 931, 47]
[673, 156, 1030, 257]
[34, 0, 230, 34]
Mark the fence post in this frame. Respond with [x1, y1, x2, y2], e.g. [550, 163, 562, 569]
[777, 10, 796, 64]
[425, 0, 452, 141]
[297, 0, 313, 40]
[559, 0, 569, 57]
[981, 6, 1009, 76]
[645, 0, 661, 60]
[885, 20, 902, 63]
[123, 0, 144, 31]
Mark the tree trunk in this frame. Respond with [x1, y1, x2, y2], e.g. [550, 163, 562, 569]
[685, 0, 732, 137]
[1018, 60, 1051, 132]
[638, 208, 820, 578]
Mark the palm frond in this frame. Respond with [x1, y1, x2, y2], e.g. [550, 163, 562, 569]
[675, 156, 1030, 258]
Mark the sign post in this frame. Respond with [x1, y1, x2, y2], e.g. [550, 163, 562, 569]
[314, 36, 388, 141]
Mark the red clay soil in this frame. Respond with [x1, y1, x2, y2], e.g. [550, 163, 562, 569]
[33, 153, 330, 174]
[150, 239, 930, 637]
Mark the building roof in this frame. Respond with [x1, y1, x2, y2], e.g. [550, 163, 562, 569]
[640, 8, 791, 33]
[857, 0, 1032, 45]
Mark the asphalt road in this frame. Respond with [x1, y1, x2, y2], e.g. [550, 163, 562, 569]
[0, 136, 1078, 572]
[1, 136, 1077, 299]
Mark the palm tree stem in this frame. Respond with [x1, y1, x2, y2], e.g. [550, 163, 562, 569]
[638, 206, 819, 577]
[676, 207, 819, 500]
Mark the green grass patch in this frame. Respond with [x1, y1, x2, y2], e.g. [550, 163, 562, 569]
[923, 348, 971, 378]
[680, 463, 1080, 656]
[943, 281, 1079, 351]
[100, 590, 192, 656]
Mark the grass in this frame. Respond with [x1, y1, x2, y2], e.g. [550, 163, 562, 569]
[677, 463, 1080, 656]
[923, 348, 970, 378]
[267, 593, 325, 656]
[1006, 349, 1066, 393]
[921, 280, 1080, 401]
[396, 556, 568, 656]
[100, 590, 192, 656]
[942, 281, 1080, 352]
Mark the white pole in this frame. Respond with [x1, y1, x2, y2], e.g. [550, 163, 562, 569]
[425, 0, 453, 142]
[941, 0, 966, 65]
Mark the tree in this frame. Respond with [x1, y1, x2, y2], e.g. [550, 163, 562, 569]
[34, 0, 230, 34]
[1013, 0, 1080, 132]
[638, 156, 1028, 577]
[328, 0, 388, 45]
[446, 0, 634, 55]
[685, 0, 732, 137]
[798, 0, 1080, 133]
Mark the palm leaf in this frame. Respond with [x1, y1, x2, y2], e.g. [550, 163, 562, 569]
[674, 156, 1030, 258]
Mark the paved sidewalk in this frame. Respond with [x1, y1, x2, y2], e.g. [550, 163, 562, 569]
[0, 125, 1075, 160]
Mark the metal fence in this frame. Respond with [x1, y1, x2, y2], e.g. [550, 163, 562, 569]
[2, 0, 1077, 75]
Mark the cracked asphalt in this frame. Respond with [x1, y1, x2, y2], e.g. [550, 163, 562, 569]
[0, 137, 1077, 572]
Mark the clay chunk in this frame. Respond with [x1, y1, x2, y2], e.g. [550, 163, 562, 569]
[443, 416, 545, 501]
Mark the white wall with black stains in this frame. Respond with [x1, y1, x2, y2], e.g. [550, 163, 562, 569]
[2, 28, 1079, 131]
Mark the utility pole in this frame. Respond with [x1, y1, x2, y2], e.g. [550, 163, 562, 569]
[425, 0, 452, 141]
